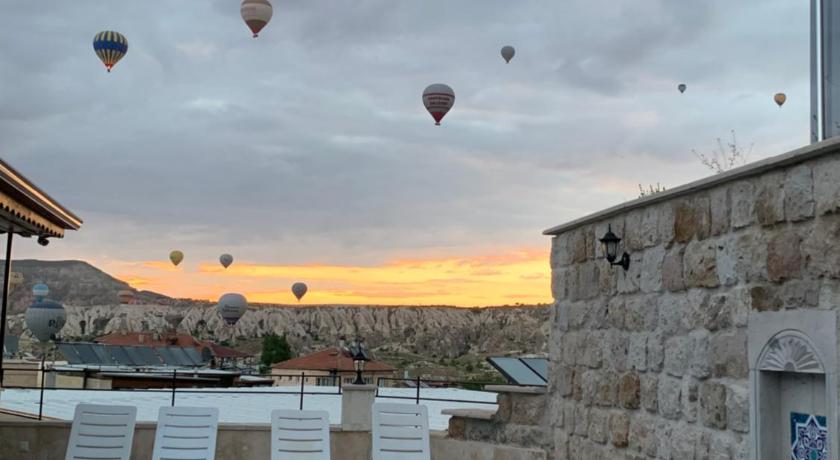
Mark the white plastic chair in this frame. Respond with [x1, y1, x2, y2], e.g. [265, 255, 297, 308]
[65, 404, 137, 460]
[371, 403, 430, 460]
[270, 409, 331, 460]
[152, 406, 219, 460]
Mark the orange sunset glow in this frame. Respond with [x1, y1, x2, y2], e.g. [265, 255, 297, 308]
[103, 248, 552, 307]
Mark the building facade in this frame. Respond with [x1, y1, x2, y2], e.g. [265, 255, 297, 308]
[271, 347, 396, 387]
[545, 139, 840, 459]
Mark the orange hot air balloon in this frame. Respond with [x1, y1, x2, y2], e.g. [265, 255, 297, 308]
[774, 93, 787, 107]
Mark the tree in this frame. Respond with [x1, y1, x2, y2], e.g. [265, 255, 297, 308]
[260, 333, 293, 373]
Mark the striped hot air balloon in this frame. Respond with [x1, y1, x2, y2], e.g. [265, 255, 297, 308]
[93, 30, 128, 72]
[241, 0, 273, 38]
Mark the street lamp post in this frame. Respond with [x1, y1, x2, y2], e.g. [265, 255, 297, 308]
[351, 338, 369, 385]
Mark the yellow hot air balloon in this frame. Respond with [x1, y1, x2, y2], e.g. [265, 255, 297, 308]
[169, 250, 184, 266]
[774, 93, 787, 107]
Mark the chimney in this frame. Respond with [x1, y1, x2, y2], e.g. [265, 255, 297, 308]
[338, 335, 347, 351]
[138, 334, 144, 344]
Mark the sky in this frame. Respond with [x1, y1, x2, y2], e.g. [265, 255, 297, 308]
[0, 0, 814, 306]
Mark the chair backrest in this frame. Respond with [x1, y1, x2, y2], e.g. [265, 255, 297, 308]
[270, 409, 331, 460]
[65, 404, 137, 460]
[371, 403, 430, 460]
[152, 406, 219, 460]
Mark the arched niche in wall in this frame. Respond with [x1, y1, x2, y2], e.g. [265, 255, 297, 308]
[753, 329, 833, 460]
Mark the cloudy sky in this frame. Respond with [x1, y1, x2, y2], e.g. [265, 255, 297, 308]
[0, 0, 812, 306]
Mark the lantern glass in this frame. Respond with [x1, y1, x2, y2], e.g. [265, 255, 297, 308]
[599, 225, 621, 263]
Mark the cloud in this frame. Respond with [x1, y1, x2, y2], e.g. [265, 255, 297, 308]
[0, 0, 815, 304]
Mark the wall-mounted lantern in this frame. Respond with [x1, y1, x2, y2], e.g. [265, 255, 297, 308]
[599, 225, 630, 271]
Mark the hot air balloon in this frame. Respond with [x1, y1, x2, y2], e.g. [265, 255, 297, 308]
[32, 283, 49, 301]
[423, 84, 455, 126]
[118, 290, 135, 305]
[25, 299, 66, 342]
[774, 93, 787, 107]
[217, 293, 247, 325]
[678, 84, 686, 94]
[169, 250, 184, 266]
[241, 0, 273, 38]
[220, 254, 234, 269]
[93, 31, 128, 72]
[501, 45, 515, 63]
[291, 282, 308, 301]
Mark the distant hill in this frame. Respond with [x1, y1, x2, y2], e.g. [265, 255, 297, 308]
[1, 259, 171, 314]
[2, 260, 550, 360]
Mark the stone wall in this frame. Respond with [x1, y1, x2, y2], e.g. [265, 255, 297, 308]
[546, 140, 840, 459]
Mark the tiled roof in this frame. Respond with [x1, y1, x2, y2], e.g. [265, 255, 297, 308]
[204, 342, 251, 359]
[96, 332, 203, 348]
[271, 347, 395, 372]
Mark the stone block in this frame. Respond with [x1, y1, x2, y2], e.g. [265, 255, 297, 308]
[618, 372, 641, 409]
[551, 233, 572, 268]
[581, 370, 600, 407]
[606, 297, 625, 329]
[571, 228, 592, 263]
[587, 409, 608, 444]
[624, 295, 657, 332]
[710, 329, 748, 379]
[705, 294, 734, 331]
[785, 164, 815, 222]
[684, 239, 719, 288]
[802, 214, 840, 278]
[646, 332, 664, 372]
[669, 422, 701, 459]
[699, 381, 727, 429]
[654, 418, 673, 459]
[578, 331, 603, 369]
[641, 206, 659, 248]
[710, 186, 730, 236]
[709, 432, 734, 460]
[595, 371, 618, 408]
[624, 209, 645, 251]
[657, 202, 676, 247]
[781, 279, 819, 308]
[657, 375, 682, 420]
[554, 365, 575, 398]
[730, 180, 755, 228]
[664, 335, 689, 377]
[640, 373, 658, 413]
[767, 230, 802, 282]
[674, 196, 711, 243]
[755, 171, 785, 226]
[552, 268, 570, 301]
[629, 414, 657, 457]
[553, 428, 569, 460]
[750, 285, 782, 312]
[564, 402, 576, 434]
[681, 376, 699, 423]
[609, 412, 630, 448]
[640, 245, 665, 293]
[616, 253, 643, 294]
[573, 404, 589, 436]
[715, 235, 738, 286]
[730, 286, 750, 327]
[689, 329, 711, 378]
[627, 333, 647, 371]
[662, 245, 686, 291]
[814, 156, 840, 215]
[726, 383, 749, 433]
[571, 261, 600, 301]
[604, 330, 628, 372]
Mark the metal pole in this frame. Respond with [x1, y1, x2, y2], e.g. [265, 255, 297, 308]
[415, 376, 420, 405]
[299, 372, 305, 410]
[171, 370, 177, 407]
[813, 0, 822, 143]
[38, 350, 46, 421]
[0, 231, 13, 386]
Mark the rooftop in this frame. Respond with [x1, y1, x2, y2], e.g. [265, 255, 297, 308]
[272, 347, 395, 372]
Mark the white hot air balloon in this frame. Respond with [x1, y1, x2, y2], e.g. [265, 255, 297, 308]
[218, 293, 248, 325]
[291, 282, 308, 301]
[241, 0, 273, 38]
[32, 283, 49, 301]
[220, 254, 234, 269]
[25, 299, 66, 342]
[422, 84, 455, 126]
[501, 45, 515, 63]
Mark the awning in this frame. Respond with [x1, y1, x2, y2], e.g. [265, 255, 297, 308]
[0, 158, 82, 238]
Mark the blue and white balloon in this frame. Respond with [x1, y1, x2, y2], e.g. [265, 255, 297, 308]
[32, 283, 49, 301]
